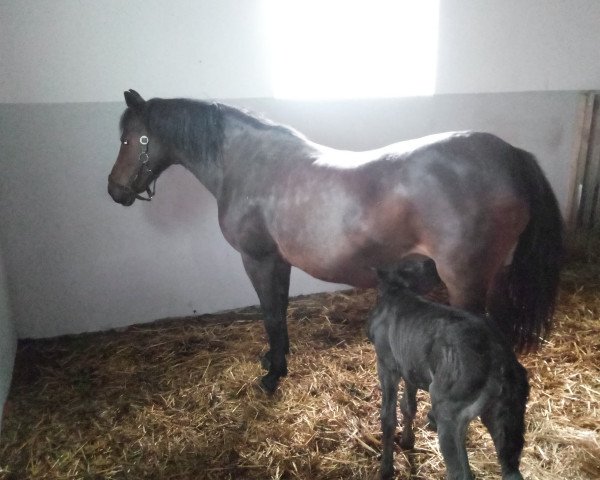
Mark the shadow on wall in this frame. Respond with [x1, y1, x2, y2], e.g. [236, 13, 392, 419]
[141, 166, 211, 232]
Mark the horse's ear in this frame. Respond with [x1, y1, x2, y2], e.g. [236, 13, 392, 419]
[124, 89, 145, 110]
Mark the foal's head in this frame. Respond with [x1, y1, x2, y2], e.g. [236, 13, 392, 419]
[377, 255, 441, 296]
[107, 90, 171, 206]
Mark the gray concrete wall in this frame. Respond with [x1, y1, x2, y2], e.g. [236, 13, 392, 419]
[0, 245, 16, 435]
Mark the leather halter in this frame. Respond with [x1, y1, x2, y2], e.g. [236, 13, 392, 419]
[129, 135, 157, 201]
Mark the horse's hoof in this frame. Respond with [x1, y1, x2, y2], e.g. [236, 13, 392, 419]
[426, 411, 437, 431]
[399, 436, 415, 450]
[260, 351, 272, 371]
[502, 471, 524, 480]
[259, 374, 279, 394]
[380, 466, 394, 480]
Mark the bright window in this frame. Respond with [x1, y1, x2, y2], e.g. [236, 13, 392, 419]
[263, 0, 440, 100]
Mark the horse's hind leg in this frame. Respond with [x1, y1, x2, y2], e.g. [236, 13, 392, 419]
[439, 263, 489, 315]
[433, 227, 512, 316]
[241, 253, 291, 393]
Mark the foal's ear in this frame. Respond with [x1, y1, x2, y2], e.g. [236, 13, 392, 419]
[376, 266, 410, 288]
[376, 268, 393, 284]
[124, 89, 145, 109]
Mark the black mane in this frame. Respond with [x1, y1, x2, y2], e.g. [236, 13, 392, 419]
[120, 97, 300, 164]
[218, 103, 301, 137]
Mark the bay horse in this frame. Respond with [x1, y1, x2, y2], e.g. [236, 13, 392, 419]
[107, 90, 563, 392]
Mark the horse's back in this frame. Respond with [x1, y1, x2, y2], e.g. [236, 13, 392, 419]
[390, 133, 531, 248]
[315, 131, 530, 207]
[250, 131, 533, 289]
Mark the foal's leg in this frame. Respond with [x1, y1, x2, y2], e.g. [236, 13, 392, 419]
[426, 253, 490, 432]
[241, 253, 292, 393]
[430, 392, 475, 480]
[377, 362, 401, 480]
[399, 381, 418, 449]
[422, 275, 485, 433]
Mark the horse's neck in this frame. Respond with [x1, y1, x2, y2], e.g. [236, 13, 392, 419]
[178, 109, 317, 199]
[178, 153, 223, 198]
[220, 113, 318, 173]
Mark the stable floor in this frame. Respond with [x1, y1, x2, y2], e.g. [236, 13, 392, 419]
[0, 249, 598, 479]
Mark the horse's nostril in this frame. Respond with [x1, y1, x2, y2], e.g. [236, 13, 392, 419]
[117, 193, 135, 206]
[107, 181, 135, 206]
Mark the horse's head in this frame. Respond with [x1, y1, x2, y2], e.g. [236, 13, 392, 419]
[107, 90, 170, 206]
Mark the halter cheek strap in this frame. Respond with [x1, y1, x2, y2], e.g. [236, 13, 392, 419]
[131, 135, 157, 201]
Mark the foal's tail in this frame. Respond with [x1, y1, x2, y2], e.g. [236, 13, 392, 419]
[490, 149, 564, 352]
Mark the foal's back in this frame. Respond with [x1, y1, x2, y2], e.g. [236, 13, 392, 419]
[384, 290, 518, 394]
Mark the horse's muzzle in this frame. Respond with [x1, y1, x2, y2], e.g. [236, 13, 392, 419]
[107, 179, 136, 206]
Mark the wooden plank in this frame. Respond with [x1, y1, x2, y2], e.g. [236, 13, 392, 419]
[587, 95, 600, 232]
[579, 94, 600, 230]
[567, 93, 596, 229]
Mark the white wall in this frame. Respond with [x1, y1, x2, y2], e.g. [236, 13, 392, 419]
[436, 0, 600, 94]
[0, 245, 17, 435]
[0, 0, 272, 103]
[0, 0, 597, 340]
[0, 0, 599, 103]
[0, 101, 345, 338]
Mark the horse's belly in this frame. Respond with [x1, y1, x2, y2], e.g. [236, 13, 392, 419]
[270, 174, 420, 287]
[275, 222, 423, 287]
[277, 233, 419, 288]
[293, 259, 379, 288]
[310, 261, 379, 287]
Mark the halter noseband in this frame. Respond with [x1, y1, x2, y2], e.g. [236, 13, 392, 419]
[129, 135, 157, 201]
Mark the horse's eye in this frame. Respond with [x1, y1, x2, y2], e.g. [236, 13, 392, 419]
[121, 139, 129, 145]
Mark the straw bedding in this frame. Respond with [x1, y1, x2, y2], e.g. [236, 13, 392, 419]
[1, 239, 598, 479]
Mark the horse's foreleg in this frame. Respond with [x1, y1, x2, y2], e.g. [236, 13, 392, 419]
[241, 253, 291, 393]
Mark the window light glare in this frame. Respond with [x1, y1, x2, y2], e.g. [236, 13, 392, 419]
[264, 0, 439, 100]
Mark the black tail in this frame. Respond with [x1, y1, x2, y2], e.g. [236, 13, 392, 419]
[490, 149, 564, 352]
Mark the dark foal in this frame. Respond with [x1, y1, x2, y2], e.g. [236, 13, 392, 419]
[368, 258, 529, 480]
